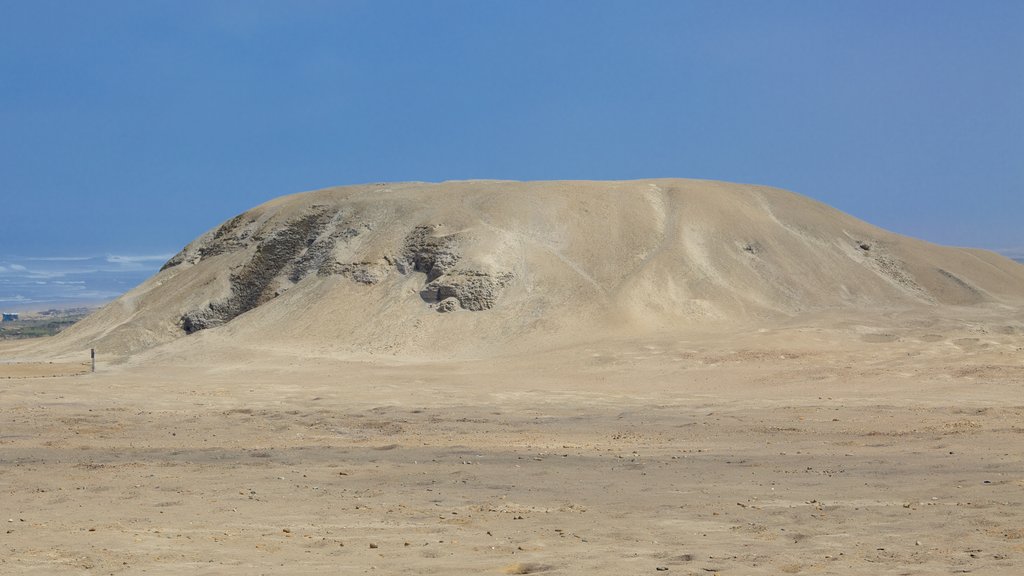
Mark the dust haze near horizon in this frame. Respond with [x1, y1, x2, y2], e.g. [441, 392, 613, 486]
[1, 1, 1023, 262]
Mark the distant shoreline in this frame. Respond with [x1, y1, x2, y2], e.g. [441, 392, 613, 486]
[0, 299, 109, 315]
[1, 253, 169, 316]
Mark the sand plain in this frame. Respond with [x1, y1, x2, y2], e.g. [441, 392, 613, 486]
[2, 307, 1023, 575]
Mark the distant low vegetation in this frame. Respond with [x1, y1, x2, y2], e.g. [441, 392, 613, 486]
[0, 308, 93, 340]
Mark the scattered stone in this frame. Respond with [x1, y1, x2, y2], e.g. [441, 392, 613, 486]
[501, 563, 552, 575]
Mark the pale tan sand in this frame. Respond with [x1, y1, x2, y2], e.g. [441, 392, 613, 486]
[0, 362, 90, 379]
[2, 320, 1023, 575]
[1, 180, 1022, 574]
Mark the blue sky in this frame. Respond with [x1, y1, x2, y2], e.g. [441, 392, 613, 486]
[1, 0, 1022, 260]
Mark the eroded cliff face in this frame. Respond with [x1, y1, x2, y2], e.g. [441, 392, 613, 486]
[168, 204, 518, 334]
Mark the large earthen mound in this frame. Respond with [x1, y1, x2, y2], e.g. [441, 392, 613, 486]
[38, 179, 1024, 359]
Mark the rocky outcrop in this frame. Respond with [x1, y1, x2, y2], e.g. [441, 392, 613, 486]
[176, 213, 515, 333]
[320, 261, 389, 285]
[400, 225, 461, 280]
[162, 213, 261, 271]
[424, 270, 515, 311]
[180, 210, 334, 333]
[435, 297, 459, 313]
[398, 226, 515, 312]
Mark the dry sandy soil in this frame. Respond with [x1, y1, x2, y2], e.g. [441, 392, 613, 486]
[2, 180, 1023, 574]
[0, 362, 90, 379]
[2, 309, 1023, 575]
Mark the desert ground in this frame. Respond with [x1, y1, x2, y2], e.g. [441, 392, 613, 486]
[2, 307, 1023, 575]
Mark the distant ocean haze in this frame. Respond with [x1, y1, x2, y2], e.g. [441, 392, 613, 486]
[0, 254, 171, 312]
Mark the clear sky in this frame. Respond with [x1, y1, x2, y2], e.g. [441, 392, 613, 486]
[1, 0, 1022, 258]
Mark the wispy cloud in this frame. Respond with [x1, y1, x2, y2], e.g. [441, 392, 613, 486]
[24, 256, 94, 262]
[106, 254, 175, 264]
[0, 253, 172, 278]
[102, 253, 175, 272]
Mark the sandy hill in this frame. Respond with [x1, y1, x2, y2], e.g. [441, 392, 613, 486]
[32, 179, 1024, 359]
